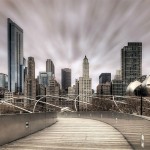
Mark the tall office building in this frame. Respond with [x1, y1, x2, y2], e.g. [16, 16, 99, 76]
[24, 57, 36, 104]
[61, 68, 71, 93]
[111, 80, 125, 96]
[83, 56, 89, 78]
[111, 70, 125, 96]
[36, 79, 46, 111]
[46, 79, 60, 111]
[27, 57, 35, 78]
[36, 79, 46, 98]
[0, 73, 8, 89]
[99, 73, 111, 84]
[46, 59, 55, 85]
[97, 83, 111, 95]
[68, 86, 76, 110]
[0, 74, 8, 99]
[97, 73, 111, 96]
[121, 42, 142, 85]
[8, 18, 24, 93]
[46, 59, 55, 75]
[79, 56, 92, 111]
[39, 72, 49, 87]
[114, 70, 122, 80]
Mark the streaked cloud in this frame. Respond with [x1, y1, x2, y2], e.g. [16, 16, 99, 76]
[0, 0, 150, 89]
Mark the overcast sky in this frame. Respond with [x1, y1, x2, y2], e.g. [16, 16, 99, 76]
[0, 0, 150, 90]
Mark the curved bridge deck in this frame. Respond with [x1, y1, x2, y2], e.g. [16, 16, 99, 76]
[1, 118, 132, 150]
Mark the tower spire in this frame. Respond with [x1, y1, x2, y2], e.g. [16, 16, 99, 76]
[83, 56, 89, 78]
[84, 55, 87, 59]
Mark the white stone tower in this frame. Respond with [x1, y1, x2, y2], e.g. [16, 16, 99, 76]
[79, 56, 92, 111]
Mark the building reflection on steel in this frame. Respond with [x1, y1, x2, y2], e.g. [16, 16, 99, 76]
[126, 75, 150, 96]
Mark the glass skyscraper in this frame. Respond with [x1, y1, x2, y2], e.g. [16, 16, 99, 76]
[8, 18, 24, 93]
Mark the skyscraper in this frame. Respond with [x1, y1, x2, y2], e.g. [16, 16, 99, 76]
[111, 42, 142, 97]
[121, 42, 142, 85]
[24, 57, 36, 104]
[46, 79, 60, 111]
[36, 79, 46, 111]
[97, 73, 111, 96]
[46, 59, 55, 75]
[79, 56, 92, 111]
[111, 70, 125, 97]
[114, 70, 122, 80]
[68, 86, 76, 110]
[97, 83, 111, 96]
[99, 73, 111, 84]
[39, 72, 49, 87]
[8, 18, 24, 93]
[83, 56, 89, 78]
[27, 57, 35, 78]
[46, 59, 55, 85]
[0, 73, 8, 89]
[61, 68, 71, 93]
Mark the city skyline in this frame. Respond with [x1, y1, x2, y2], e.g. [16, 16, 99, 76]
[0, 0, 150, 89]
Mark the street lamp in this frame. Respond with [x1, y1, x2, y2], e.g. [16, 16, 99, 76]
[140, 85, 143, 115]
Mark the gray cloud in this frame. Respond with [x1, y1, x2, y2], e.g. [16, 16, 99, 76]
[0, 0, 150, 89]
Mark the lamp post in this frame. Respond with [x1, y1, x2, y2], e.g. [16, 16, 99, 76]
[140, 85, 143, 115]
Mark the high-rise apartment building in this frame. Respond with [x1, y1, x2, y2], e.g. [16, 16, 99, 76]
[121, 42, 142, 85]
[24, 57, 36, 105]
[111, 42, 142, 96]
[8, 18, 24, 93]
[61, 68, 71, 93]
[79, 56, 92, 111]
[99, 73, 111, 84]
